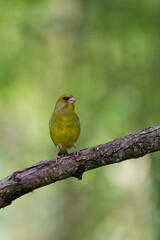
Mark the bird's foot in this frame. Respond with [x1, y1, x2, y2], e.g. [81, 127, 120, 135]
[54, 153, 60, 163]
[73, 145, 81, 156]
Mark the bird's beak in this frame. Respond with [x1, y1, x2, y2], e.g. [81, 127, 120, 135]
[68, 97, 77, 104]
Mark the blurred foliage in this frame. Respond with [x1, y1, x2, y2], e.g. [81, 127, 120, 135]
[0, 0, 160, 239]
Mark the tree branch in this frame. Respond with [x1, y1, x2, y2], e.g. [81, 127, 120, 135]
[0, 125, 160, 209]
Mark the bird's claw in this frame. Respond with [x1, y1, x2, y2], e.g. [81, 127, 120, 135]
[54, 153, 60, 163]
[73, 146, 81, 156]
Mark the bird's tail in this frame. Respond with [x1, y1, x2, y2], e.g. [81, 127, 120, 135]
[58, 148, 68, 155]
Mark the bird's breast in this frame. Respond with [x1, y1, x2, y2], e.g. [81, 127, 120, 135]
[49, 111, 80, 148]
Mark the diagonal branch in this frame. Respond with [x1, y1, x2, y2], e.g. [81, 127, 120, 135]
[0, 125, 160, 209]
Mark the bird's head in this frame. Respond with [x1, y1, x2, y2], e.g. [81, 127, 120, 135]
[55, 94, 77, 112]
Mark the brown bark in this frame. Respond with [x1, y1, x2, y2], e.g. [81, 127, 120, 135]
[0, 125, 160, 209]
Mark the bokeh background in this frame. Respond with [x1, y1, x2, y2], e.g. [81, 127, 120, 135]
[0, 0, 160, 239]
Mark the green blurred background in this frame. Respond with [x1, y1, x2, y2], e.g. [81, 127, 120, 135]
[0, 0, 160, 239]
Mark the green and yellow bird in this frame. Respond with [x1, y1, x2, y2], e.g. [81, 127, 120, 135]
[49, 94, 80, 162]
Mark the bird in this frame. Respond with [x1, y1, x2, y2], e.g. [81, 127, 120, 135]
[49, 94, 80, 162]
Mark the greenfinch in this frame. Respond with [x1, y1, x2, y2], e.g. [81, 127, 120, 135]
[49, 94, 80, 162]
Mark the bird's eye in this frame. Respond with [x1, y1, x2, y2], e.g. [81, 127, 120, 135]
[63, 97, 69, 100]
